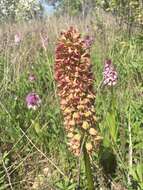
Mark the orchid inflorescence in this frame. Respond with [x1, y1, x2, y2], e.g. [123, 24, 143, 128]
[54, 27, 101, 156]
[84, 35, 94, 49]
[14, 33, 21, 45]
[103, 59, 118, 86]
[25, 74, 41, 110]
[26, 92, 41, 110]
[29, 74, 36, 82]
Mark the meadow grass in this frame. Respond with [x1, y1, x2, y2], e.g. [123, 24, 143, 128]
[0, 13, 143, 190]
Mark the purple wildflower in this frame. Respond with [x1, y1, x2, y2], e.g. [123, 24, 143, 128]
[84, 35, 94, 49]
[29, 74, 36, 82]
[103, 59, 117, 86]
[14, 33, 21, 45]
[26, 92, 41, 110]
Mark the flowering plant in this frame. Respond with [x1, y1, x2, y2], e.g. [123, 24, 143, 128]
[54, 26, 101, 190]
[26, 92, 41, 110]
[103, 59, 118, 86]
[55, 27, 101, 156]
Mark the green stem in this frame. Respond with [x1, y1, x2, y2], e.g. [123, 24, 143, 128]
[83, 144, 94, 190]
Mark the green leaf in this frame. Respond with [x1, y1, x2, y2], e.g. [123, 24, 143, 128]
[106, 111, 118, 143]
[34, 122, 41, 135]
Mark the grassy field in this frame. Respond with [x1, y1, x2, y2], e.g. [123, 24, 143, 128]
[0, 13, 143, 190]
